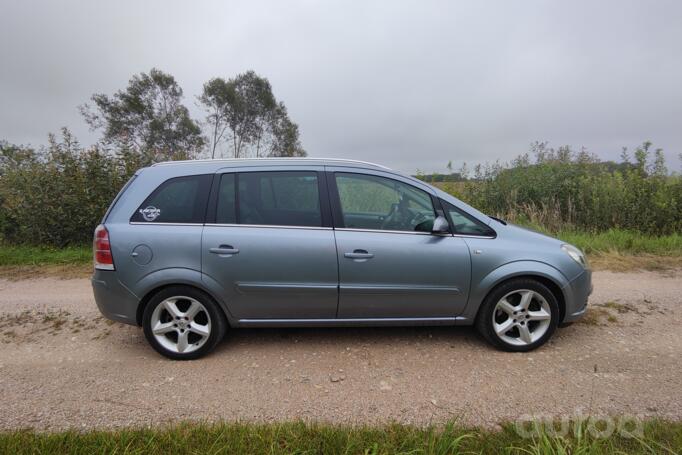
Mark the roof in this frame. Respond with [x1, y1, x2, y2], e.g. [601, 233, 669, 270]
[152, 157, 391, 171]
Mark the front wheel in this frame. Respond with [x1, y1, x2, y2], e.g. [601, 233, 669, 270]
[142, 286, 227, 360]
[475, 278, 559, 352]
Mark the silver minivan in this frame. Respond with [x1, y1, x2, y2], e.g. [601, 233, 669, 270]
[92, 158, 591, 359]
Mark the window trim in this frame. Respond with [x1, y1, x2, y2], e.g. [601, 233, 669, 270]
[327, 171, 440, 233]
[205, 170, 332, 228]
[129, 174, 212, 224]
[439, 199, 497, 238]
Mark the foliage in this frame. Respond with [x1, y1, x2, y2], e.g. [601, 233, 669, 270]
[0, 130, 140, 246]
[199, 70, 306, 158]
[415, 172, 464, 183]
[0, 419, 680, 454]
[440, 141, 682, 235]
[80, 68, 204, 161]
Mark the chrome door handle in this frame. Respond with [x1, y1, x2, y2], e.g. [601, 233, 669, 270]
[344, 250, 374, 260]
[210, 245, 239, 255]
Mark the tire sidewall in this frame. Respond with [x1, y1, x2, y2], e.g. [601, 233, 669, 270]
[477, 279, 560, 352]
[142, 286, 226, 360]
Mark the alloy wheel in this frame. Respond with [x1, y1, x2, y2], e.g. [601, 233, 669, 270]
[492, 289, 552, 346]
[150, 296, 212, 354]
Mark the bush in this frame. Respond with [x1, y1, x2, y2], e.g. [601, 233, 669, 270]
[440, 142, 682, 235]
[1, 136, 680, 247]
[0, 129, 149, 246]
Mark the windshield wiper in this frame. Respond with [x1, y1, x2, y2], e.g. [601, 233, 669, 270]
[489, 215, 507, 225]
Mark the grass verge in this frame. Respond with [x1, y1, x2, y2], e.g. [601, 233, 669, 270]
[1, 420, 680, 454]
[1, 228, 681, 278]
[0, 244, 91, 280]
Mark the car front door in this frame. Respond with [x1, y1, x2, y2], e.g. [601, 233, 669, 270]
[329, 169, 471, 319]
[202, 167, 338, 320]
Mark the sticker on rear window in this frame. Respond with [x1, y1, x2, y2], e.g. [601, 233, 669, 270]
[139, 206, 161, 221]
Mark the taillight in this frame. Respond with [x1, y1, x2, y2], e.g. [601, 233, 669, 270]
[94, 224, 115, 270]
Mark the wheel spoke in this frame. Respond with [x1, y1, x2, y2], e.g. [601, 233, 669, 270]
[163, 299, 183, 318]
[189, 322, 210, 337]
[527, 308, 551, 321]
[152, 321, 176, 335]
[151, 295, 212, 355]
[497, 298, 516, 316]
[519, 291, 533, 310]
[494, 318, 514, 336]
[176, 330, 190, 353]
[518, 324, 532, 344]
[185, 301, 202, 319]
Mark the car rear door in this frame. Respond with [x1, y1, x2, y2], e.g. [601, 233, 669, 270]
[328, 168, 471, 319]
[201, 166, 339, 321]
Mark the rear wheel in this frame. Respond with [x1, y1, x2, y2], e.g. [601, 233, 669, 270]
[475, 278, 559, 352]
[142, 286, 227, 360]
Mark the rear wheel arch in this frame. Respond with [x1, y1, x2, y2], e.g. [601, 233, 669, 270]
[136, 283, 229, 326]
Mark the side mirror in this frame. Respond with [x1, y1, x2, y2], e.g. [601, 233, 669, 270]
[431, 216, 450, 234]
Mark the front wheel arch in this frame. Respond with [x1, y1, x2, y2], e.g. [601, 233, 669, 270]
[475, 274, 566, 325]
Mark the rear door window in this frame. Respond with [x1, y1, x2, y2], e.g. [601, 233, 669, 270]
[214, 171, 322, 227]
[131, 175, 212, 223]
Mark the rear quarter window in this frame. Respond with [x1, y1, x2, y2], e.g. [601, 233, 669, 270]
[130, 174, 212, 223]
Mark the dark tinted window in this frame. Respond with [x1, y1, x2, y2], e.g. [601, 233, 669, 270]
[131, 175, 211, 223]
[335, 173, 436, 232]
[215, 174, 236, 224]
[441, 200, 495, 236]
[237, 172, 321, 227]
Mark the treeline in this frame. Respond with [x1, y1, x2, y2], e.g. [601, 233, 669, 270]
[440, 142, 682, 235]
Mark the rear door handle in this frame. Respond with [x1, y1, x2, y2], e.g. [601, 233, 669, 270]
[344, 249, 374, 260]
[210, 244, 240, 255]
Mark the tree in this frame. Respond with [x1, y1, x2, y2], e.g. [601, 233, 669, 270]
[81, 68, 204, 161]
[199, 70, 306, 158]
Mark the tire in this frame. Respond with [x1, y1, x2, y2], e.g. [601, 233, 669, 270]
[475, 278, 559, 352]
[142, 286, 227, 360]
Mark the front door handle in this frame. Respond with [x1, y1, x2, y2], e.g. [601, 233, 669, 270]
[210, 244, 240, 256]
[344, 249, 374, 260]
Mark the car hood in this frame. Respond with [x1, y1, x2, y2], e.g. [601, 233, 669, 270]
[498, 222, 565, 247]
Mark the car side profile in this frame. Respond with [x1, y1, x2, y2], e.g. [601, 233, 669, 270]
[92, 158, 592, 360]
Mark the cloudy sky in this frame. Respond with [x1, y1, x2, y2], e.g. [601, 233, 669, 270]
[1, 0, 681, 173]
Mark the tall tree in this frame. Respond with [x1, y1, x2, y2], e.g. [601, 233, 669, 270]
[81, 68, 204, 161]
[199, 70, 306, 158]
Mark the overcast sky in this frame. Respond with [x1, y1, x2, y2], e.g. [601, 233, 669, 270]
[1, 0, 681, 173]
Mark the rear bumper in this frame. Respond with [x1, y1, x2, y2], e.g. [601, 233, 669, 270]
[92, 270, 140, 325]
[561, 268, 592, 323]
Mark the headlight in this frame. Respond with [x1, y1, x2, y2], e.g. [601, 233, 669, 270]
[561, 244, 589, 268]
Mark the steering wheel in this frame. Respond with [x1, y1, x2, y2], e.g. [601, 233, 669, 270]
[380, 203, 401, 230]
[407, 211, 427, 229]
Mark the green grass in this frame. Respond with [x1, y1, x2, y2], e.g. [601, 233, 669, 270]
[0, 244, 90, 266]
[1, 420, 680, 454]
[1, 228, 682, 271]
[556, 229, 682, 256]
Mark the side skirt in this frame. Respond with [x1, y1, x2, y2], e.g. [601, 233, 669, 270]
[234, 317, 471, 328]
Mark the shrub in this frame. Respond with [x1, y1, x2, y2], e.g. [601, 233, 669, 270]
[440, 142, 682, 235]
[0, 129, 148, 246]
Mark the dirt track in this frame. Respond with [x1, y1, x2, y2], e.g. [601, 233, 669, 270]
[0, 269, 680, 430]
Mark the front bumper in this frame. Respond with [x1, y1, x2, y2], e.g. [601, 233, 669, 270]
[561, 268, 593, 323]
[92, 270, 140, 325]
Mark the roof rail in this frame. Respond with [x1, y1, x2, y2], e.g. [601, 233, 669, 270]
[152, 157, 391, 170]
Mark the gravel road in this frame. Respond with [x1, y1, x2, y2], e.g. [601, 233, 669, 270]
[0, 269, 680, 431]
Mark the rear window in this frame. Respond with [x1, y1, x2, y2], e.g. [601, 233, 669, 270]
[131, 175, 212, 223]
[215, 171, 322, 227]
